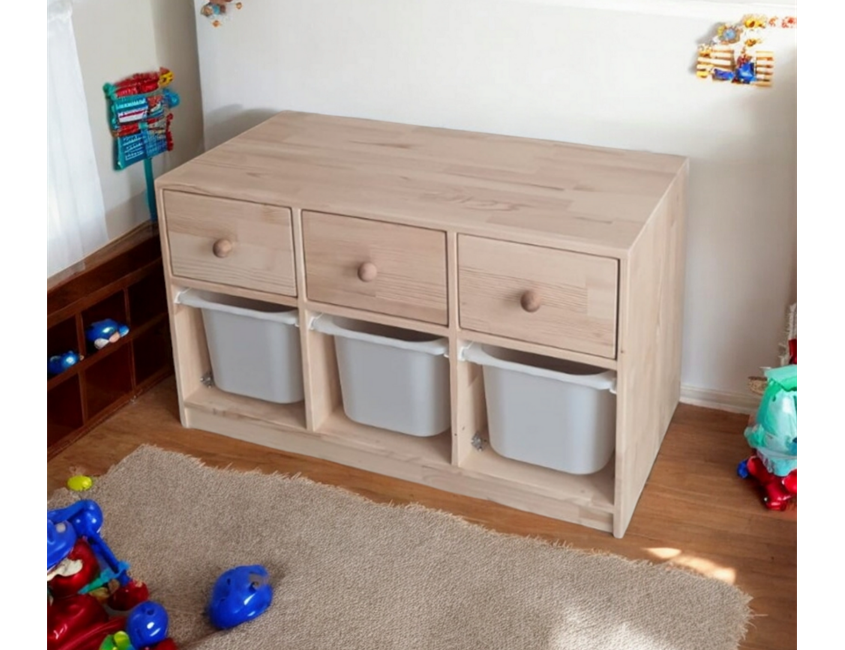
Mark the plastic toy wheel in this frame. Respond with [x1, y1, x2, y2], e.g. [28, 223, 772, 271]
[737, 459, 749, 479]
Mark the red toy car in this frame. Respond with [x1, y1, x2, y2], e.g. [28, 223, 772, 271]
[737, 453, 797, 511]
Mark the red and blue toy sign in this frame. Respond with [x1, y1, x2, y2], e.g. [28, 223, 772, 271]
[103, 68, 180, 222]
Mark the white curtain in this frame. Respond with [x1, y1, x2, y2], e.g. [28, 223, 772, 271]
[48, 0, 108, 278]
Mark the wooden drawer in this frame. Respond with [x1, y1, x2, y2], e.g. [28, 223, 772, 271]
[302, 211, 448, 325]
[163, 192, 296, 296]
[458, 236, 618, 358]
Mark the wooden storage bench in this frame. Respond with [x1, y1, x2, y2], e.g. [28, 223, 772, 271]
[155, 112, 688, 538]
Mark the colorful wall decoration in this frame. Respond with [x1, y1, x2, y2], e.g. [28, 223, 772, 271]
[201, 0, 244, 28]
[696, 14, 796, 87]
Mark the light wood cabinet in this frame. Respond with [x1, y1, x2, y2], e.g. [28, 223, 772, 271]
[156, 112, 687, 538]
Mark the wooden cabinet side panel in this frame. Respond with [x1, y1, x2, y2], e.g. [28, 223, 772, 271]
[614, 165, 687, 538]
[157, 189, 211, 428]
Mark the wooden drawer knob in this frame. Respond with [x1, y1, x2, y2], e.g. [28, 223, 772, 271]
[520, 290, 541, 313]
[212, 239, 233, 258]
[357, 262, 378, 282]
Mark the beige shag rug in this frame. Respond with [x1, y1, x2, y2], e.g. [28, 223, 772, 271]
[48, 446, 751, 650]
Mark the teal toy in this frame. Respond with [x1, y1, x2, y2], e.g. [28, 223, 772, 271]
[744, 364, 797, 477]
[738, 364, 797, 510]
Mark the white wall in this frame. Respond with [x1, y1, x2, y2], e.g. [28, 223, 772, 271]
[72, 0, 204, 241]
[193, 0, 797, 404]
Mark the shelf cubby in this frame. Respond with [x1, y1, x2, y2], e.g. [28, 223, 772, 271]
[48, 316, 82, 362]
[84, 344, 133, 418]
[81, 291, 128, 353]
[48, 375, 84, 447]
[132, 316, 172, 386]
[129, 267, 168, 328]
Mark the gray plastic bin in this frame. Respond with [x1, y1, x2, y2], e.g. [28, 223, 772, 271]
[311, 315, 450, 437]
[177, 290, 303, 404]
[462, 343, 616, 475]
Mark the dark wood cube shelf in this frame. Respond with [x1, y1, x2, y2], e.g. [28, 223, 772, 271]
[47, 224, 174, 458]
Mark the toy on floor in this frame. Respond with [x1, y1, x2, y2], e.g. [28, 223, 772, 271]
[86, 319, 130, 351]
[47, 499, 177, 650]
[208, 565, 273, 630]
[67, 475, 94, 492]
[737, 364, 797, 510]
[49, 351, 83, 377]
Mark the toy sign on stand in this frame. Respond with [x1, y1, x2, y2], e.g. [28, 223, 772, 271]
[103, 68, 180, 222]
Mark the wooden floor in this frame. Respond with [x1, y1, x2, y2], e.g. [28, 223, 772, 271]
[47, 378, 796, 650]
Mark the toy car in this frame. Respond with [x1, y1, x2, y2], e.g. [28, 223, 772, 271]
[47, 499, 177, 650]
[737, 453, 797, 511]
[85, 319, 130, 350]
[48, 351, 83, 377]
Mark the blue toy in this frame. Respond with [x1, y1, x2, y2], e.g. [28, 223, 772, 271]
[127, 601, 170, 648]
[48, 499, 176, 650]
[86, 319, 130, 350]
[735, 60, 757, 83]
[208, 565, 273, 629]
[47, 500, 127, 582]
[48, 351, 82, 376]
[711, 60, 757, 84]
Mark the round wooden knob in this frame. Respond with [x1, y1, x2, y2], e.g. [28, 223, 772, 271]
[357, 262, 378, 282]
[520, 290, 541, 313]
[212, 239, 233, 258]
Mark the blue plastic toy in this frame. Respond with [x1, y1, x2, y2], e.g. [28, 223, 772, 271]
[48, 351, 82, 376]
[48, 499, 176, 650]
[86, 319, 130, 350]
[47, 500, 127, 581]
[208, 565, 273, 630]
[126, 601, 170, 647]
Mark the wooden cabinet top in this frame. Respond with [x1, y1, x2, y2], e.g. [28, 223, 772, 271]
[156, 112, 687, 256]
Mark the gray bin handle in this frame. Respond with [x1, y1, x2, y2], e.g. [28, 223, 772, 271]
[461, 342, 616, 392]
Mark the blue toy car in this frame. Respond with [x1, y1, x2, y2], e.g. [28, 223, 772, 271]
[48, 351, 82, 376]
[86, 319, 130, 350]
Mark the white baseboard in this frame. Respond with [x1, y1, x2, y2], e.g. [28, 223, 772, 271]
[680, 384, 761, 415]
[514, 0, 797, 20]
